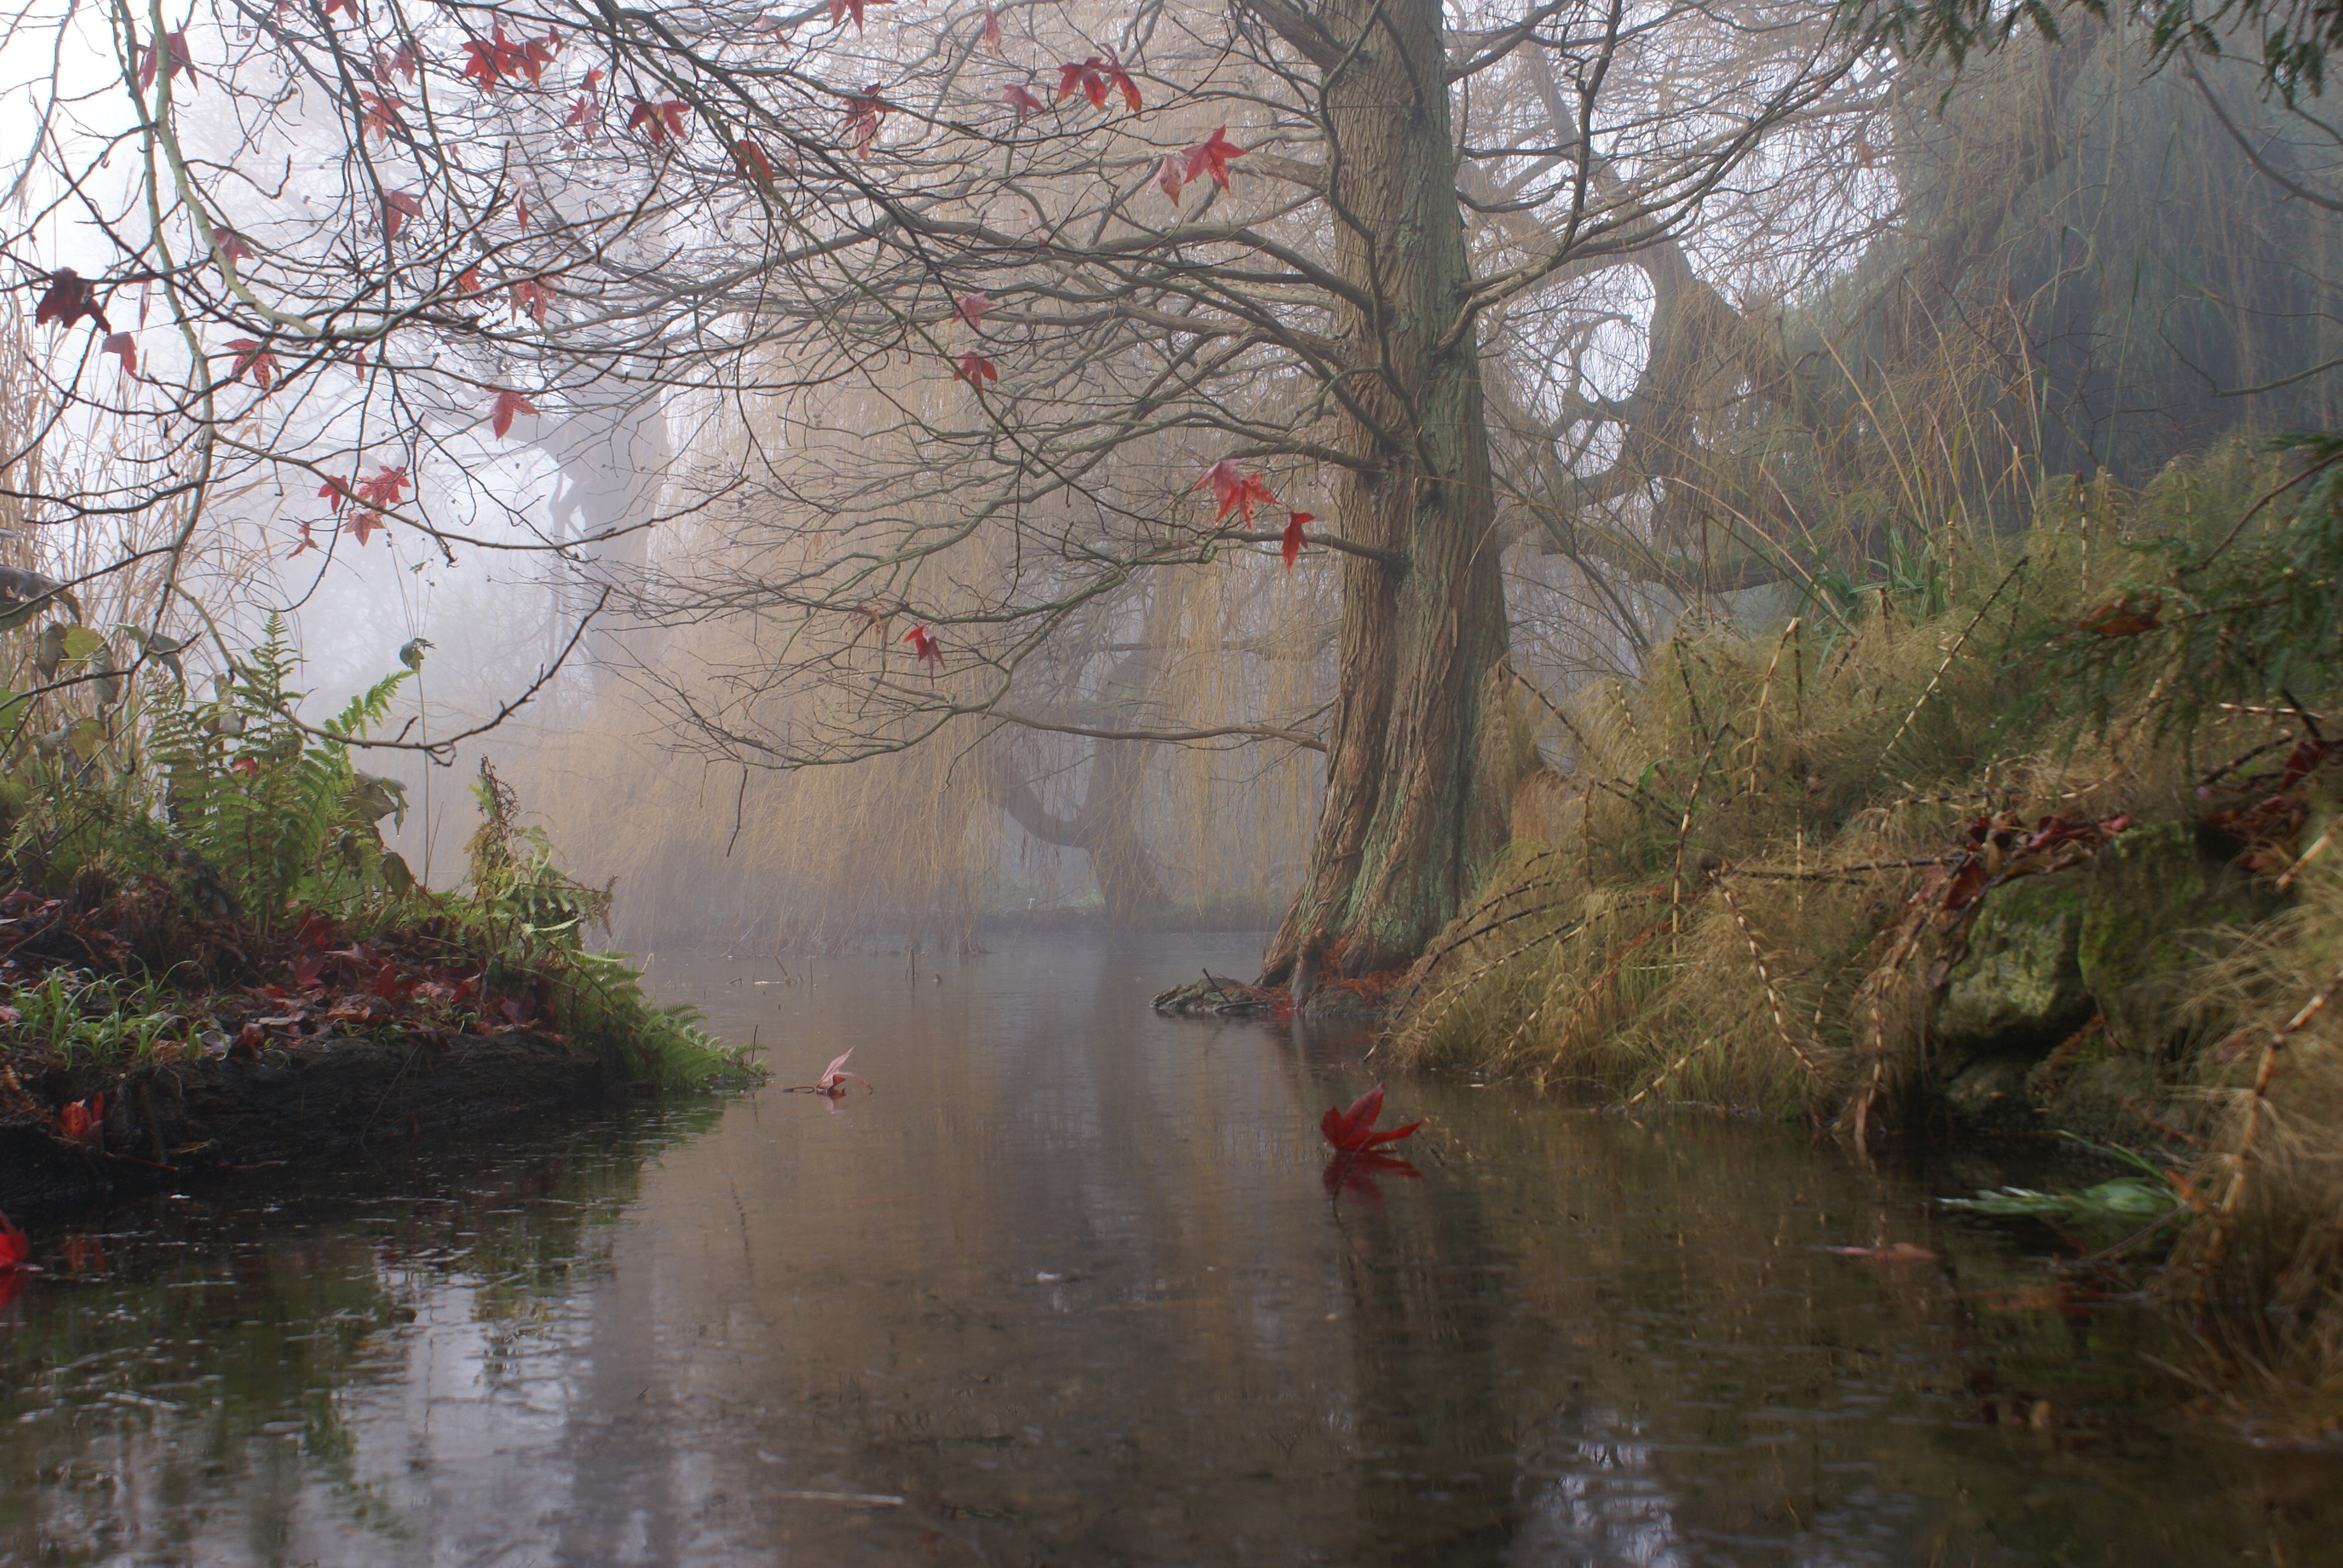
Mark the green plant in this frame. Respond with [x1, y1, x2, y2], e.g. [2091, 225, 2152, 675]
[143, 615, 411, 926]
[7, 967, 186, 1067]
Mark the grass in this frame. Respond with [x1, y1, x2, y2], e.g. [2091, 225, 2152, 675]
[1381, 432, 2343, 1431]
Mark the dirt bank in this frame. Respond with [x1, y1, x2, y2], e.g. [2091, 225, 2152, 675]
[0, 1030, 619, 1210]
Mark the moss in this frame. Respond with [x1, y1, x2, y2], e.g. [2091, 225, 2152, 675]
[1936, 878, 2092, 1057]
[2077, 820, 2284, 1058]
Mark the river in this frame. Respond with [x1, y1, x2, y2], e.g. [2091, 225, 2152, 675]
[1, 933, 2335, 1565]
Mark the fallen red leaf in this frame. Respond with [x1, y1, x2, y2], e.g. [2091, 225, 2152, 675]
[2074, 594, 2161, 638]
[815, 1047, 874, 1096]
[59, 1094, 104, 1149]
[1320, 1083, 1421, 1153]
[1821, 1243, 1938, 1262]
[1322, 1149, 1423, 1204]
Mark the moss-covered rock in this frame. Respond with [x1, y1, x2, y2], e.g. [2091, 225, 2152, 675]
[2077, 819, 2284, 1059]
[1936, 877, 2094, 1056]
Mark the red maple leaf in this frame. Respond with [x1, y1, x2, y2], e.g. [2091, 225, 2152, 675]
[381, 189, 423, 238]
[1196, 457, 1275, 524]
[828, 0, 893, 29]
[814, 1048, 874, 1096]
[1057, 57, 1108, 109]
[59, 1094, 105, 1149]
[136, 31, 194, 93]
[34, 269, 109, 333]
[842, 87, 890, 155]
[376, 42, 418, 83]
[1001, 82, 1046, 122]
[955, 292, 992, 329]
[1281, 510, 1312, 569]
[102, 332, 136, 376]
[358, 90, 404, 140]
[356, 465, 408, 510]
[735, 139, 778, 188]
[515, 193, 532, 232]
[349, 509, 387, 546]
[1156, 154, 1185, 203]
[955, 350, 999, 389]
[1100, 52, 1142, 111]
[1319, 1083, 1421, 1154]
[489, 387, 539, 438]
[321, 0, 358, 20]
[902, 623, 943, 678]
[511, 277, 557, 324]
[289, 518, 318, 558]
[981, 5, 1002, 53]
[214, 229, 255, 266]
[1183, 125, 1245, 191]
[224, 338, 281, 390]
[459, 36, 508, 93]
[565, 92, 601, 137]
[0, 1209, 25, 1272]
[626, 98, 690, 145]
[318, 474, 356, 512]
[456, 267, 482, 295]
[1323, 1149, 1422, 1204]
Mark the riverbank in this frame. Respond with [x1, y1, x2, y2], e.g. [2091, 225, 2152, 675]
[1375, 436, 2343, 1434]
[0, 882, 757, 1211]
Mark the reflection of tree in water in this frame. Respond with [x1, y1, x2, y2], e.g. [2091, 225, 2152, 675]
[0, 1103, 718, 1561]
[1325, 1095, 1521, 1564]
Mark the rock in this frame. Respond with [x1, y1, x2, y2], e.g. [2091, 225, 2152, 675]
[2076, 819, 2284, 1059]
[1944, 1054, 2034, 1128]
[1935, 878, 2094, 1057]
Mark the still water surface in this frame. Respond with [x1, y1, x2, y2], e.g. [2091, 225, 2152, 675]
[2, 934, 2336, 1566]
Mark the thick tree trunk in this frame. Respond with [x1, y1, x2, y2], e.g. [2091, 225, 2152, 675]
[1259, 0, 1517, 990]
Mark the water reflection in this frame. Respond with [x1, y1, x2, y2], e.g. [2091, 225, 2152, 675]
[0, 934, 2335, 1566]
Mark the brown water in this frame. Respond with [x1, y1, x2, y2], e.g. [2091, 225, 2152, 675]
[1, 933, 2335, 1566]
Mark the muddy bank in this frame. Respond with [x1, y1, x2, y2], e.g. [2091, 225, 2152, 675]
[0, 1030, 618, 1211]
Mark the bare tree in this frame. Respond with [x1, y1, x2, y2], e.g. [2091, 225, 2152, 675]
[2, 0, 1852, 981]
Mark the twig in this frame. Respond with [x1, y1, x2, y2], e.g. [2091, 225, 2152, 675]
[1743, 617, 1799, 798]
[1711, 872, 1823, 1080]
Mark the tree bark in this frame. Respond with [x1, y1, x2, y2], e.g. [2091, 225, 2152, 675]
[1258, 0, 1518, 990]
